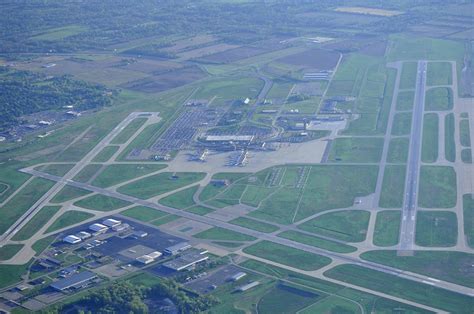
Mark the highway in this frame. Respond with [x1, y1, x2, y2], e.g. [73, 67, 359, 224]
[0, 112, 154, 244]
[399, 61, 427, 251]
[21, 167, 474, 297]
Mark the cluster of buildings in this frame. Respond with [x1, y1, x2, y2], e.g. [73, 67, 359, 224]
[63, 219, 125, 245]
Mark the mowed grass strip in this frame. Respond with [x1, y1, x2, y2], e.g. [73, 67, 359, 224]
[12, 206, 61, 241]
[387, 137, 409, 163]
[298, 210, 370, 243]
[39, 163, 74, 177]
[0, 244, 23, 261]
[425, 87, 453, 111]
[460, 119, 471, 147]
[463, 194, 474, 248]
[278, 230, 357, 253]
[73, 164, 102, 183]
[0, 178, 55, 235]
[373, 210, 401, 246]
[418, 166, 456, 208]
[391, 112, 412, 136]
[324, 264, 473, 313]
[361, 250, 474, 288]
[461, 148, 472, 163]
[427, 62, 452, 86]
[399, 62, 418, 89]
[257, 282, 321, 314]
[243, 241, 332, 271]
[51, 185, 92, 203]
[91, 164, 167, 188]
[194, 227, 256, 242]
[74, 194, 131, 211]
[379, 165, 406, 208]
[46, 210, 94, 233]
[120, 205, 168, 222]
[158, 185, 198, 209]
[396, 90, 414, 111]
[110, 117, 147, 144]
[117, 172, 205, 199]
[230, 217, 279, 233]
[415, 211, 457, 247]
[328, 137, 383, 163]
[421, 113, 438, 163]
[444, 113, 456, 162]
[92, 145, 119, 162]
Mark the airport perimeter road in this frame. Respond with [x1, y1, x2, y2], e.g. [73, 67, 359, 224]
[22, 168, 474, 297]
[399, 61, 427, 252]
[0, 112, 157, 245]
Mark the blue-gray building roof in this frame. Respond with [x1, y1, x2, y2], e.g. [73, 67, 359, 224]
[50, 271, 97, 291]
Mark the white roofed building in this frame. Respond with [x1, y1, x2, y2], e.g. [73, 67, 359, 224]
[102, 218, 121, 228]
[63, 235, 81, 244]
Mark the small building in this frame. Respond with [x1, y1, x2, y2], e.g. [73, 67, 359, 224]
[136, 255, 154, 265]
[229, 272, 247, 282]
[164, 242, 192, 255]
[112, 223, 130, 232]
[38, 120, 52, 126]
[102, 218, 121, 228]
[76, 231, 91, 240]
[163, 251, 208, 271]
[236, 281, 260, 292]
[50, 271, 97, 292]
[63, 235, 81, 244]
[89, 223, 108, 234]
[133, 231, 148, 238]
[148, 251, 162, 259]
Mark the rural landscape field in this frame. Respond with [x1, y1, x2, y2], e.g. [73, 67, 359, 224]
[0, 0, 473, 313]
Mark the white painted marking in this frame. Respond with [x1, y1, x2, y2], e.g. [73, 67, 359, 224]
[403, 216, 407, 221]
[422, 280, 435, 286]
[428, 277, 440, 283]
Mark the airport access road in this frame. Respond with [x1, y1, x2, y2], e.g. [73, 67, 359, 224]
[22, 168, 474, 298]
[0, 112, 158, 245]
[399, 61, 427, 252]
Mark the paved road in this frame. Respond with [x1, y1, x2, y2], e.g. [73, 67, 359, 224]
[399, 61, 427, 251]
[21, 168, 474, 297]
[0, 112, 155, 244]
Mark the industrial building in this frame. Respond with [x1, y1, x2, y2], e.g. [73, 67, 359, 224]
[63, 235, 81, 244]
[50, 271, 97, 292]
[102, 218, 121, 228]
[163, 251, 208, 271]
[229, 272, 247, 282]
[136, 251, 162, 265]
[75, 231, 91, 240]
[89, 223, 108, 234]
[164, 242, 191, 255]
[236, 281, 260, 292]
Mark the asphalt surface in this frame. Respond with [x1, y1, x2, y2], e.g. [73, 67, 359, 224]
[22, 167, 474, 297]
[399, 61, 427, 251]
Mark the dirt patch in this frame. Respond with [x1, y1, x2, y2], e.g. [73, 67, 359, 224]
[276, 49, 339, 70]
[197, 46, 270, 64]
[121, 65, 207, 93]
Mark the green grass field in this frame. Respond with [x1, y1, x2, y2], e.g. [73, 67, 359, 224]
[464, 194, 474, 248]
[243, 241, 332, 271]
[421, 113, 439, 163]
[12, 206, 61, 241]
[396, 90, 414, 111]
[184, 205, 214, 215]
[460, 119, 471, 147]
[0, 161, 31, 203]
[399, 62, 418, 89]
[74, 194, 131, 211]
[229, 217, 279, 233]
[445, 113, 456, 162]
[46, 210, 94, 233]
[110, 117, 147, 144]
[387, 137, 409, 163]
[418, 166, 456, 208]
[425, 87, 453, 111]
[373, 210, 401, 246]
[415, 211, 457, 247]
[73, 164, 103, 183]
[51, 186, 92, 203]
[194, 227, 256, 242]
[361, 250, 474, 288]
[327, 137, 384, 163]
[91, 164, 167, 188]
[391, 112, 412, 136]
[91, 145, 119, 162]
[0, 178, 55, 235]
[39, 163, 74, 176]
[0, 263, 31, 290]
[379, 165, 406, 208]
[461, 148, 472, 163]
[158, 185, 198, 209]
[257, 283, 321, 314]
[298, 210, 370, 243]
[300, 295, 361, 314]
[324, 264, 473, 313]
[278, 230, 357, 253]
[117, 172, 205, 199]
[0, 244, 23, 261]
[427, 62, 452, 86]
[120, 205, 168, 222]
